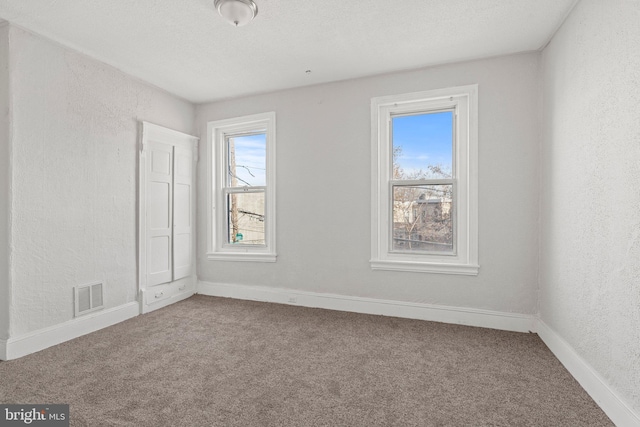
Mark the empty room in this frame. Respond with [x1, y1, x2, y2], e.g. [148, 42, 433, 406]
[0, 0, 638, 425]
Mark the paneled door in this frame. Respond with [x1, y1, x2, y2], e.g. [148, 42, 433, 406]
[139, 122, 198, 309]
[172, 145, 194, 281]
[146, 140, 174, 287]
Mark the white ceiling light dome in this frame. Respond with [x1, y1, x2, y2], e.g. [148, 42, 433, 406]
[214, 0, 258, 27]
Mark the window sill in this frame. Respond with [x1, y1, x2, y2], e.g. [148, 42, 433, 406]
[207, 252, 277, 263]
[370, 259, 479, 275]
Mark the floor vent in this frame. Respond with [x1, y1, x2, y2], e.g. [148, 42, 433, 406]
[74, 282, 104, 317]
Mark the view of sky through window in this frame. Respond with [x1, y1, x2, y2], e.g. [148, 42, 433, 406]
[392, 111, 453, 179]
[227, 133, 266, 187]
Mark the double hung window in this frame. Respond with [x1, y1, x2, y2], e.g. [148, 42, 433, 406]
[371, 86, 478, 274]
[207, 112, 276, 262]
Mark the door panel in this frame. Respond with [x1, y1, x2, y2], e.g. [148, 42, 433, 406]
[146, 141, 173, 286]
[149, 182, 170, 229]
[173, 183, 190, 227]
[149, 236, 171, 273]
[172, 146, 193, 280]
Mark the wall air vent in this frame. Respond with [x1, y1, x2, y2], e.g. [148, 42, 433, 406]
[74, 281, 104, 317]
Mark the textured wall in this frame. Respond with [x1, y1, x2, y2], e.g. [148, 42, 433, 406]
[0, 23, 10, 340]
[196, 52, 540, 315]
[8, 26, 194, 336]
[540, 0, 640, 414]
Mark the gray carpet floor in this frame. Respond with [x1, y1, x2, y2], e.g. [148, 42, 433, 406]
[0, 295, 613, 426]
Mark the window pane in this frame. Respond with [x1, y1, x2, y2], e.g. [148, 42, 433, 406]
[227, 133, 266, 187]
[227, 191, 265, 245]
[392, 111, 453, 179]
[392, 185, 453, 253]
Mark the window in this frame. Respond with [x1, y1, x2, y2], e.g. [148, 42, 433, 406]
[207, 112, 276, 262]
[371, 86, 478, 275]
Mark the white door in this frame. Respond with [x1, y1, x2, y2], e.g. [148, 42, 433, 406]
[146, 141, 174, 287]
[172, 145, 193, 280]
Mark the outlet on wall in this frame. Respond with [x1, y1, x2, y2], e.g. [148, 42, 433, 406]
[287, 297, 297, 304]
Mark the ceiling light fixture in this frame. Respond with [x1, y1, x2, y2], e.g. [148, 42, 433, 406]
[214, 0, 258, 27]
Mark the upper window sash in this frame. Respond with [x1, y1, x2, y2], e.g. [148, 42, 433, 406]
[391, 107, 457, 176]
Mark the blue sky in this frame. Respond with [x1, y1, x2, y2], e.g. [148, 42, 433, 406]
[228, 134, 266, 186]
[392, 111, 453, 178]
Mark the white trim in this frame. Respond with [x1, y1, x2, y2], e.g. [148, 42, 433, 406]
[537, 321, 640, 427]
[370, 85, 479, 275]
[140, 288, 195, 314]
[370, 260, 479, 275]
[207, 112, 277, 261]
[197, 281, 535, 333]
[139, 276, 197, 314]
[0, 302, 140, 361]
[206, 252, 276, 263]
[139, 121, 199, 153]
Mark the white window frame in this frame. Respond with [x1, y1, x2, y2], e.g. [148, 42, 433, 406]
[371, 85, 479, 275]
[207, 112, 276, 262]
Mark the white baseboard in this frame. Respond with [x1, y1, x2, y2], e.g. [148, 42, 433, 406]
[197, 281, 537, 333]
[537, 320, 640, 427]
[1, 302, 140, 361]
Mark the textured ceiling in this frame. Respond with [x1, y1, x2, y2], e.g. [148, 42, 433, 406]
[0, 0, 577, 103]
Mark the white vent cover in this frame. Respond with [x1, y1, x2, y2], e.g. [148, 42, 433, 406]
[74, 281, 104, 317]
